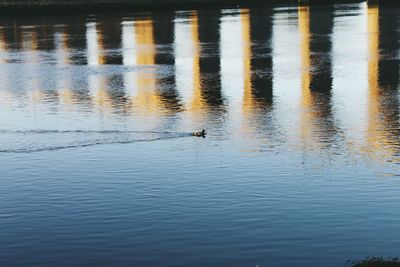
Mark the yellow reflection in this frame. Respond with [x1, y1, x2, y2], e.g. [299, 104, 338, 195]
[59, 88, 75, 105]
[87, 22, 105, 66]
[21, 29, 41, 102]
[0, 28, 9, 93]
[86, 22, 110, 110]
[367, 5, 380, 143]
[29, 90, 45, 102]
[189, 12, 205, 112]
[0, 28, 7, 64]
[129, 19, 161, 114]
[56, 29, 74, 104]
[241, 10, 254, 114]
[89, 75, 111, 110]
[299, 6, 312, 109]
[298, 6, 314, 146]
[365, 5, 395, 160]
[0, 90, 13, 107]
[135, 20, 155, 65]
[56, 30, 71, 65]
[21, 30, 38, 52]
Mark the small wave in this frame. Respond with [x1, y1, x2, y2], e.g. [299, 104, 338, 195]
[0, 130, 193, 153]
[0, 129, 178, 134]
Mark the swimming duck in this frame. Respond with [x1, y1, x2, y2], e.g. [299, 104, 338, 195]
[192, 129, 206, 138]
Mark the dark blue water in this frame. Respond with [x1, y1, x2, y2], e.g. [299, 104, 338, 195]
[0, 3, 400, 267]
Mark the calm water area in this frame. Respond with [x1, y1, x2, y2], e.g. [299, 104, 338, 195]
[0, 2, 400, 267]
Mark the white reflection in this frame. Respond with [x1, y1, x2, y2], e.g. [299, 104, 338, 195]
[86, 21, 108, 108]
[55, 29, 73, 104]
[220, 10, 244, 105]
[332, 3, 368, 144]
[86, 22, 102, 66]
[122, 21, 137, 97]
[174, 12, 196, 106]
[122, 21, 137, 66]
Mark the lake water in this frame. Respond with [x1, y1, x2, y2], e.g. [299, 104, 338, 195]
[0, 2, 400, 267]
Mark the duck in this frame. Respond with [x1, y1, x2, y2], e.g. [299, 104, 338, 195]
[192, 129, 206, 138]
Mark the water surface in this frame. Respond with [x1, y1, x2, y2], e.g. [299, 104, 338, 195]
[1, 3, 400, 267]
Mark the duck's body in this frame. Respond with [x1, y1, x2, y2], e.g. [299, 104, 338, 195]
[192, 129, 206, 138]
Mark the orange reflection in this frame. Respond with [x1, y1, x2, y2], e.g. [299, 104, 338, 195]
[367, 5, 380, 146]
[298, 6, 314, 147]
[22, 30, 38, 52]
[86, 22, 111, 110]
[241, 10, 254, 115]
[135, 20, 155, 65]
[364, 5, 397, 161]
[0, 28, 6, 64]
[87, 22, 105, 66]
[22, 29, 41, 102]
[56, 29, 74, 104]
[298, 6, 312, 108]
[57, 30, 71, 65]
[189, 12, 205, 112]
[129, 18, 162, 114]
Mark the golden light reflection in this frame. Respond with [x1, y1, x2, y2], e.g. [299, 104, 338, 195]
[86, 22, 111, 110]
[298, 6, 314, 147]
[364, 5, 396, 161]
[87, 22, 105, 66]
[0, 28, 7, 64]
[367, 5, 380, 144]
[189, 12, 205, 112]
[22, 31, 38, 52]
[59, 88, 75, 105]
[135, 20, 155, 65]
[89, 75, 111, 109]
[56, 31, 71, 65]
[0, 89, 14, 107]
[129, 19, 162, 114]
[298, 6, 312, 109]
[241, 10, 254, 115]
[56, 29, 74, 105]
[22, 29, 41, 103]
[29, 90, 45, 103]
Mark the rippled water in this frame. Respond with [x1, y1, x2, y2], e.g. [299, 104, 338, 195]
[1, 2, 400, 267]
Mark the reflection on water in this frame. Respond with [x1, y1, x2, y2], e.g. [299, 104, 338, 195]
[298, 5, 337, 151]
[1, 3, 400, 267]
[366, 5, 400, 162]
[0, 3, 398, 161]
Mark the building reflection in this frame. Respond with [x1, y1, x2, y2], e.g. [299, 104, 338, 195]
[366, 4, 400, 161]
[188, 11, 205, 112]
[55, 27, 74, 105]
[86, 20, 111, 111]
[128, 18, 161, 114]
[298, 5, 336, 150]
[64, 15, 88, 65]
[0, 28, 8, 66]
[120, 13, 183, 115]
[153, 12, 182, 112]
[237, 8, 275, 141]
[241, 9, 274, 114]
[197, 10, 224, 110]
[1, 7, 400, 162]
[1, 17, 24, 50]
[97, 15, 123, 65]
[175, 10, 225, 115]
